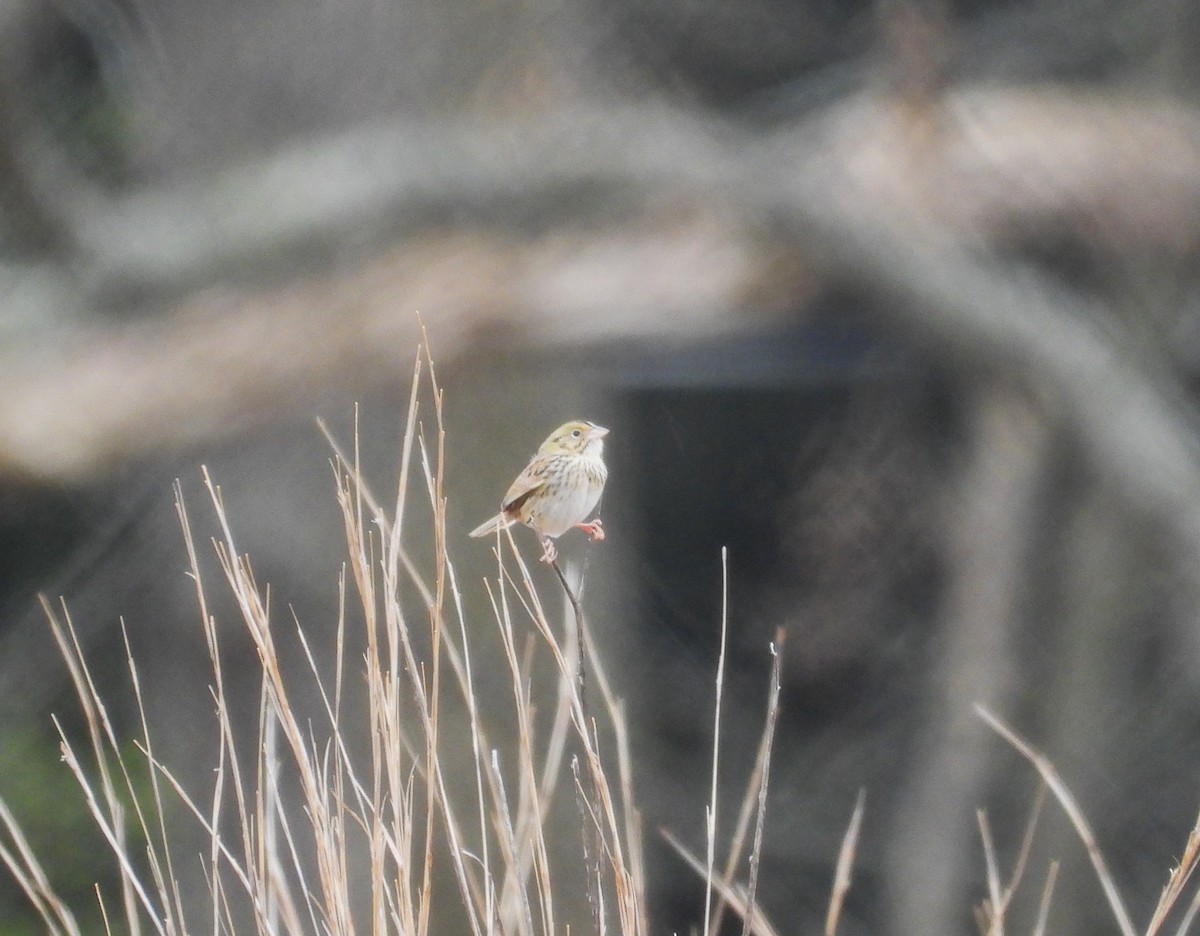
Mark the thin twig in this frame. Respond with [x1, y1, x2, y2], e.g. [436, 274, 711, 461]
[824, 789, 866, 936]
[977, 810, 1004, 936]
[709, 651, 789, 936]
[572, 756, 606, 936]
[660, 828, 783, 936]
[1004, 782, 1047, 913]
[740, 629, 785, 936]
[1031, 861, 1060, 936]
[1173, 883, 1200, 936]
[549, 555, 606, 935]
[974, 780, 1050, 936]
[1146, 806, 1200, 935]
[549, 557, 587, 706]
[704, 547, 730, 936]
[975, 706, 1136, 936]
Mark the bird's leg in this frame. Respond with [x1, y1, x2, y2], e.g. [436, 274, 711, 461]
[539, 537, 558, 563]
[575, 518, 605, 541]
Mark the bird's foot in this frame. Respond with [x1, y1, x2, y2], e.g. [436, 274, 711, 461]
[539, 538, 559, 563]
[575, 518, 605, 541]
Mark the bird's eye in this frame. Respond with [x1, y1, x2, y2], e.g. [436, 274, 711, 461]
[571, 429, 582, 438]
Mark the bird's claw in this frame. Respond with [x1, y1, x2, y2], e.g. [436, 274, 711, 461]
[576, 519, 605, 542]
[540, 520, 603, 562]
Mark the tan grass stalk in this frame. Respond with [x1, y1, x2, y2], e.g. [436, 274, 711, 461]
[974, 782, 1047, 936]
[43, 599, 174, 936]
[661, 618, 785, 936]
[739, 631, 785, 936]
[1031, 860, 1060, 936]
[659, 828, 782, 936]
[976, 706, 1137, 936]
[577, 576, 648, 932]
[824, 788, 866, 936]
[1144, 807, 1200, 935]
[494, 527, 644, 934]
[0, 795, 84, 936]
[976, 810, 1004, 936]
[703, 546, 731, 936]
[707, 636, 793, 936]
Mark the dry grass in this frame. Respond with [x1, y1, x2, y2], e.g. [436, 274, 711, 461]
[0, 339, 783, 936]
[0, 341, 657, 936]
[3, 340, 1200, 936]
[975, 707, 1200, 936]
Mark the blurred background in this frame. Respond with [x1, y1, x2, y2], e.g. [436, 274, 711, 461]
[2, 0, 1200, 933]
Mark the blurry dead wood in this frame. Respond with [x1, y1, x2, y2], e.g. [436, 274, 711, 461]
[2, 90, 1200, 566]
[0, 213, 791, 480]
[781, 119, 1200, 560]
[885, 384, 1051, 934]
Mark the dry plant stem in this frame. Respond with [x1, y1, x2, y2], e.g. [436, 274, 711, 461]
[0, 795, 83, 936]
[484, 558, 554, 934]
[487, 544, 580, 835]
[327, 467, 432, 932]
[202, 472, 364, 936]
[384, 348, 492, 936]
[483, 571, 563, 935]
[824, 789, 866, 936]
[494, 544, 585, 930]
[177, 488, 292, 936]
[351, 344, 510, 934]
[548, 556, 605, 936]
[545, 543, 648, 932]
[1031, 861, 1060, 936]
[549, 557, 588, 704]
[482, 540, 566, 926]
[661, 616, 786, 936]
[976, 782, 1047, 936]
[739, 631, 785, 936]
[1174, 882, 1200, 936]
[95, 886, 114, 936]
[186, 487, 377, 936]
[1146, 807, 1200, 935]
[572, 756, 606, 936]
[42, 600, 165, 936]
[441, 557, 501, 933]
[175, 483, 233, 936]
[975, 706, 1137, 936]
[498, 529, 644, 935]
[577, 605, 648, 933]
[704, 547, 731, 936]
[1006, 783, 1047, 908]
[977, 811, 1004, 936]
[487, 752, 536, 936]
[119, 619, 187, 934]
[708, 665, 787, 936]
[205, 474, 353, 935]
[659, 829, 783, 936]
[482, 540, 561, 926]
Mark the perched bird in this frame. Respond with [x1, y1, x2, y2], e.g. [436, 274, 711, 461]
[470, 420, 609, 563]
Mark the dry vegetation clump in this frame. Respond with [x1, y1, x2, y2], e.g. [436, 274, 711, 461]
[0, 344, 1198, 936]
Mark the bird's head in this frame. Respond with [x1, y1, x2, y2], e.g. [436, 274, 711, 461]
[541, 420, 609, 457]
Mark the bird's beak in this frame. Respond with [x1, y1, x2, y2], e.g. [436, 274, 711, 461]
[589, 424, 610, 439]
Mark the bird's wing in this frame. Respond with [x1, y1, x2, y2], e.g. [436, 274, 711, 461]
[470, 459, 549, 538]
[501, 467, 547, 512]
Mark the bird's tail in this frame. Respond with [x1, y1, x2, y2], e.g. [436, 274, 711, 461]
[469, 513, 515, 538]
